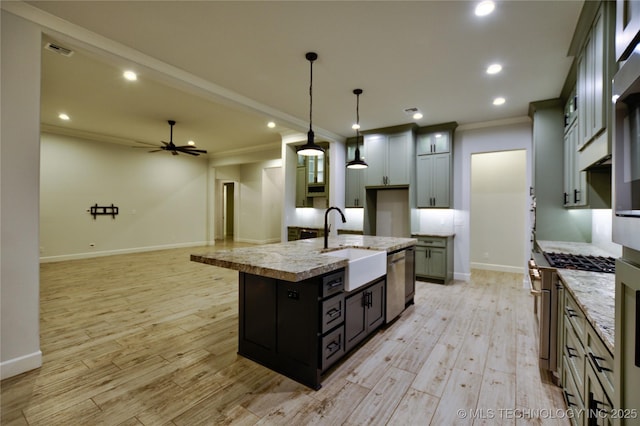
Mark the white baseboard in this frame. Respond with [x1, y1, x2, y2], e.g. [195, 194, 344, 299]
[470, 262, 525, 274]
[1, 350, 42, 380]
[40, 241, 212, 263]
[454, 272, 472, 282]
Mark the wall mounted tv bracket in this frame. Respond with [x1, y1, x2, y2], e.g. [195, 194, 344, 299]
[88, 203, 119, 219]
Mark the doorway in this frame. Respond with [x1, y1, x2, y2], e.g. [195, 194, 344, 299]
[223, 182, 235, 240]
[470, 150, 527, 273]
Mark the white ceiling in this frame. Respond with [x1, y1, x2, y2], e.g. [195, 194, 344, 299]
[21, 1, 584, 158]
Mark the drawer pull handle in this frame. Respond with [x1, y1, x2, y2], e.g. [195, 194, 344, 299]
[566, 308, 579, 318]
[327, 279, 343, 288]
[564, 390, 577, 408]
[327, 341, 340, 352]
[326, 308, 341, 318]
[589, 352, 612, 373]
[566, 345, 579, 358]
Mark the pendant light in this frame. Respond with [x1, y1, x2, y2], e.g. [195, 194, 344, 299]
[346, 88, 368, 169]
[297, 52, 325, 156]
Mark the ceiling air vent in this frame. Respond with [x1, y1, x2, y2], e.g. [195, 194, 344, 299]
[44, 42, 74, 57]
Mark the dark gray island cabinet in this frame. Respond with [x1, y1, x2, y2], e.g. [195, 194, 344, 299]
[239, 269, 353, 389]
[191, 235, 416, 389]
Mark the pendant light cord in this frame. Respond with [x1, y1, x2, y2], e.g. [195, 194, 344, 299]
[309, 57, 313, 132]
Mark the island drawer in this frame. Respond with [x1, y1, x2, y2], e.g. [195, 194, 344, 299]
[321, 295, 345, 334]
[321, 270, 345, 298]
[585, 322, 614, 398]
[415, 236, 446, 247]
[564, 291, 586, 343]
[321, 326, 345, 371]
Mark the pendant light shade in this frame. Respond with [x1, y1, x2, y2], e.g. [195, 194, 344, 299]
[347, 88, 368, 169]
[298, 52, 325, 156]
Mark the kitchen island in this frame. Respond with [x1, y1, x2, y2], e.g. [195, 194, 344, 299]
[191, 235, 416, 389]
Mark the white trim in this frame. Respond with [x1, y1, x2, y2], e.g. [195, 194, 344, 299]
[454, 272, 472, 282]
[0, 350, 42, 380]
[456, 116, 531, 132]
[39, 241, 213, 263]
[470, 262, 525, 274]
[1, 1, 342, 143]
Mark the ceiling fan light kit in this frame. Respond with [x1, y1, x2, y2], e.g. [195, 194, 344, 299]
[297, 52, 325, 157]
[347, 88, 368, 169]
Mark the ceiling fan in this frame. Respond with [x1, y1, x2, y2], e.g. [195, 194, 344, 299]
[139, 120, 207, 156]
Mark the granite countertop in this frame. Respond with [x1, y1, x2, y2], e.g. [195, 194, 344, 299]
[412, 232, 456, 238]
[191, 235, 417, 282]
[536, 240, 615, 353]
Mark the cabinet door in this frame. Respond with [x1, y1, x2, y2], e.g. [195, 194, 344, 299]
[591, 9, 605, 138]
[296, 167, 308, 207]
[366, 279, 385, 331]
[417, 132, 450, 155]
[585, 361, 614, 426]
[345, 141, 365, 207]
[572, 123, 587, 206]
[415, 246, 428, 276]
[563, 126, 574, 206]
[239, 274, 277, 353]
[364, 134, 387, 186]
[428, 247, 447, 279]
[432, 154, 451, 208]
[277, 282, 318, 368]
[416, 155, 433, 207]
[577, 50, 589, 147]
[345, 292, 367, 352]
[387, 132, 411, 185]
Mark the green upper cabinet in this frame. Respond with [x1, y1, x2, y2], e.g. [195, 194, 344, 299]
[345, 138, 365, 207]
[577, 3, 607, 149]
[415, 123, 456, 209]
[571, 0, 615, 170]
[416, 132, 450, 155]
[417, 154, 451, 208]
[364, 129, 413, 187]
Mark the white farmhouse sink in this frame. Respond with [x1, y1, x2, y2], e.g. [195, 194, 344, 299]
[322, 248, 387, 291]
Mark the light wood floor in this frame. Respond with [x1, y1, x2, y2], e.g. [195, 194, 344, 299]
[1, 243, 569, 425]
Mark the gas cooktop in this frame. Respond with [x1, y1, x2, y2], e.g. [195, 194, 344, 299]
[543, 252, 616, 273]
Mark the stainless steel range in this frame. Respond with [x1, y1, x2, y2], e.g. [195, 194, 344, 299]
[543, 252, 616, 273]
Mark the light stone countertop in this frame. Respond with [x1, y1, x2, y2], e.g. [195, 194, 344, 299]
[537, 240, 616, 353]
[191, 235, 417, 282]
[412, 232, 456, 238]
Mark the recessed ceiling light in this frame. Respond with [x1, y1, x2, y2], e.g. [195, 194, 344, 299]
[486, 63, 502, 74]
[352, 123, 361, 130]
[493, 97, 506, 106]
[413, 112, 423, 120]
[123, 70, 137, 81]
[187, 140, 195, 146]
[58, 113, 70, 120]
[267, 121, 276, 128]
[475, 1, 495, 17]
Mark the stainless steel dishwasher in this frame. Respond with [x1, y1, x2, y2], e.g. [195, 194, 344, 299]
[386, 250, 405, 322]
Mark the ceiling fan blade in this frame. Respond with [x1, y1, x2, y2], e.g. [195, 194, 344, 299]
[171, 151, 179, 156]
[149, 149, 164, 153]
[179, 147, 207, 153]
[180, 150, 200, 156]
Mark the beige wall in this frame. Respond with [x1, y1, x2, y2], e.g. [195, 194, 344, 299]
[470, 150, 527, 272]
[40, 133, 210, 261]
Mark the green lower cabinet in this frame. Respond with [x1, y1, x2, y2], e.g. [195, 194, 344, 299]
[413, 235, 453, 284]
